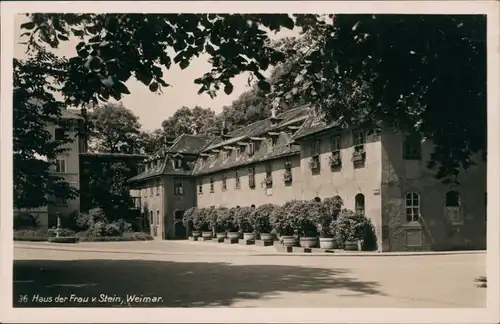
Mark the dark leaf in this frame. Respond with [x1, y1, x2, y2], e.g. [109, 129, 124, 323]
[20, 22, 36, 30]
[149, 81, 159, 92]
[257, 80, 271, 93]
[224, 82, 234, 95]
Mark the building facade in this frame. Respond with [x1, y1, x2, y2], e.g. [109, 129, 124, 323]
[129, 105, 486, 251]
[15, 109, 86, 228]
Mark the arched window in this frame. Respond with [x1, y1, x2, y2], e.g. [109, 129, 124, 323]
[405, 192, 420, 222]
[355, 193, 365, 215]
[314, 197, 321, 202]
[446, 191, 462, 224]
[251, 204, 255, 209]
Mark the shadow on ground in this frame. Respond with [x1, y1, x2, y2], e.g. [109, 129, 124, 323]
[13, 259, 383, 307]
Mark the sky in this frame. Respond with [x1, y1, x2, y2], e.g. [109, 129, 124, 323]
[14, 14, 300, 131]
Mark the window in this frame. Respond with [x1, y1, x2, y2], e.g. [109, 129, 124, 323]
[174, 159, 182, 170]
[331, 135, 341, 151]
[446, 190, 462, 224]
[222, 174, 227, 191]
[55, 156, 67, 173]
[405, 192, 420, 222]
[235, 148, 240, 158]
[174, 179, 184, 195]
[355, 193, 365, 215]
[353, 130, 366, 146]
[156, 180, 160, 195]
[55, 128, 66, 141]
[312, 139, 321, 156]
[235, 170, 241, 189]
[150, 186, 153, 196]
[174, 210, 184, 220]
[248, 166, 255, 187]
[210, 177, 214, 193]
[403, 134, 421, 160]
[248, 142, 255, 155]
[156, 210, 160, 225]
[222, 150, 228, 160]
[265, 163, 273, 187]
[198, 179, 203, 195]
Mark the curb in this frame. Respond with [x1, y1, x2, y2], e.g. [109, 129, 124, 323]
[15, 242, 486, 257]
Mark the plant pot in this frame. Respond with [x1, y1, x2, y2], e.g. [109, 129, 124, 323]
[282, 235, 298, 247]
[216, 232, 227, 239]
[259, 233, 273, 241]
[243, 232, 256, 241]
[201, 231, 213, 239]
[192, 231, 201, 238]
[319, 237, 337, 249]
[300, 237, 319, 248]
[344, 240, 360, 251]
[227, 232, 240, 239]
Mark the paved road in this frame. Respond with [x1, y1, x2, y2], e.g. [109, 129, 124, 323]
[13, 241, 486, 308]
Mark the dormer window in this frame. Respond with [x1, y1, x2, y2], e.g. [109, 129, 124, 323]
[174, 158, 182, 170]
[248, 142, 255, 155]
[235, 148, 240, 158]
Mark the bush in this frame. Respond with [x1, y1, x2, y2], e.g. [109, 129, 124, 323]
[250, 204, 275, 234]
[76, 208, 107, 230]
[182, 207, 197, 230]
[14, 213, 39, 230]
[14, 228, 48, 241]
[78, 232, 153, 242]
[48, 236, 79, 244]
[317, 196, 343, 238]
[235, 206, 254, 233]
[192, 208, 210, 231]
[296, 200, 320, 237]
[207, 206, 219, 232]
[334, 209, 373, 248]
[270, 201, 302, 236]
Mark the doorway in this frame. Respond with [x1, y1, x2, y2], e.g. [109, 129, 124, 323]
[173, 210, 186, 239]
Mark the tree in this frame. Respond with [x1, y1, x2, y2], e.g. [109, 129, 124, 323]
[160, 106, 217, 138]
[88, 102, 142, 154]
[80, 157, 139, 219]
[18, 14, 486, 179]
[271, 15, 486, 180]
[138, 129, 165, 155]
[13, 51, 79, 209]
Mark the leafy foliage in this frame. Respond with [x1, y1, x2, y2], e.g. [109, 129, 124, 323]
[182, 207, 197, 229]
[272, 15, 486, 179]
[250, 204, 275, 234]
[192, 207, 210, 231]
[88, 102, 142, 154]
[80, 157, 138, 218]
[161, 106, 220, 139]
[334, 209, 373, 247]
[13, 52, 79, 209]
[13, 213, 39, 230]
[234, 206, 254, 233]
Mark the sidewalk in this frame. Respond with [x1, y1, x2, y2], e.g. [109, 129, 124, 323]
[14, 240, 486, 257]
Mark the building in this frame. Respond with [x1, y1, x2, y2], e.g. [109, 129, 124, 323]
[128, 105, 486, 251]
[14, 109, 86, 228]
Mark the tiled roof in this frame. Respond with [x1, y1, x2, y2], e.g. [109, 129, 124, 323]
[292, 113, 341, 140]
[129, 104, 341, 180]
[166, 134, 215, 154]
[80, 152, 146, 159]
[193, 132, 300, 176]
[127, 159, 167, 182]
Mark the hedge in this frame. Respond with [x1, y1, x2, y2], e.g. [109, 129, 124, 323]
[14, 229, 153, 242]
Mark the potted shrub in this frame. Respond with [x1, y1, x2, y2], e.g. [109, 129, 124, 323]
[329, 151, 342, 168]
[271, 201, 301, 247]
[251, 204, 275, 242]
[318, 195, 343, 248]
[225, 207, 240, 240]
[213, 207, 227, 239]
[193, 208, 212, 239]
[335, 209, 367, 251]
[308, 156, 320, 170]
[235, 206, 255, 241]
[182, 207, 199, 238]
[283, 169, 293, 183]
[297, 200, 320, 248]
[352, 147, 366, 163]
